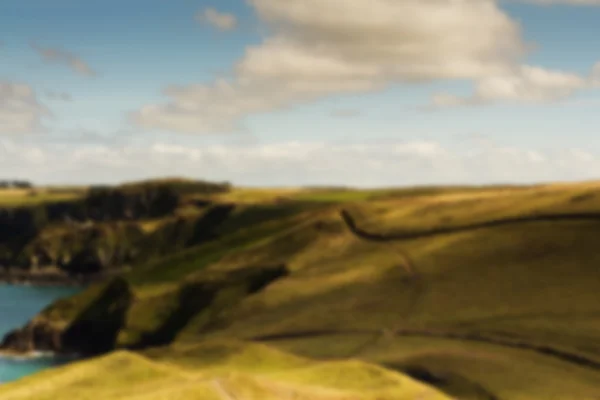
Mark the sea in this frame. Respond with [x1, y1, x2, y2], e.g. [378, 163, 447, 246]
[0, 284, 81, 384]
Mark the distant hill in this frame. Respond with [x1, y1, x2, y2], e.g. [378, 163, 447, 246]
[0, 180, 33, 189]
[0, 179, 232, 282]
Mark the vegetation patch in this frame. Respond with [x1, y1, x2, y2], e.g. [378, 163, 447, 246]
[4, 181, 600, 398]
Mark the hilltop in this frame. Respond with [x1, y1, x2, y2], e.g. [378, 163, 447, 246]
[2, 179, 600, 399]
[0, 178, 231, 284]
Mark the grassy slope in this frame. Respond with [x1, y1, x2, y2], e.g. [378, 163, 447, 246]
[5, 182, 600, 399]
[0, 340, 452, 400]
[0, 179, 235, 274]
[0, 188, 85, 207]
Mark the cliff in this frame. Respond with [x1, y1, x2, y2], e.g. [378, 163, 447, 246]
[0, 179, 232, 282]
[4, 182, 600, 399]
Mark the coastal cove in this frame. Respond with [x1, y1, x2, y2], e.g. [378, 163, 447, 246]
[0, 284, 81, 384]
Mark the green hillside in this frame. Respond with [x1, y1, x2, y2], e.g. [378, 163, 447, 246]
[3, 180, 600, 399]
[0, 341, 452, 400]
[0, 179, 232, 282]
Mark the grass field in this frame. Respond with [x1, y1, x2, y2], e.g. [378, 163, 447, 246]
[0, 340, 452, 400]
[4, 180, 600, 399]
[0, 187, 85, 207]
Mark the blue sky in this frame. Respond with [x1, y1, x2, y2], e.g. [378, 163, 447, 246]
[2, 0, 600, 186]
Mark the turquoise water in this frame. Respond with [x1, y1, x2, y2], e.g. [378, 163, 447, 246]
[0, 284, 81, 384]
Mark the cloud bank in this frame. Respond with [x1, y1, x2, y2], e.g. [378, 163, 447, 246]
[133, 0, 534, 134]
[4, 138, 600, 187]
[430, 65, 589, 108]
[0, 82, 49, 134]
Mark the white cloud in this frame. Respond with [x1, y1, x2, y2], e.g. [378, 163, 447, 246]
[431, 65, 588, 108]
[196, 8, 238, 31]
[5, 138, 600, 187]
[0, 82, 50, 134]
[133, 0, 531, 134]
[31, 43, 96, 76]
[475, 66, 586, 101]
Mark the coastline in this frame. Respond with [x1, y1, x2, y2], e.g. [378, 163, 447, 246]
[0, 348, 81, 361]
[0, 281, 78, 358]
[0, 267, 126, 287]
[0, 270, 112, 358]
[0, 349, 62, 360]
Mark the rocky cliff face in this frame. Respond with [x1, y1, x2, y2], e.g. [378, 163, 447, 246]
[0, 318, 64, 354]
[0, 277, 133, 354]
[0, 181, 233, 282]
[0, 265, 289, 356]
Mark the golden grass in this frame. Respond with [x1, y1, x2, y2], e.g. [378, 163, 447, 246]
[0, 341, 452, 400]
[0, 188, 84, 207]
[9, 180, 600, 399]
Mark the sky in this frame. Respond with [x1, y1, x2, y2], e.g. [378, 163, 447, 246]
[2, 0, 600, 187]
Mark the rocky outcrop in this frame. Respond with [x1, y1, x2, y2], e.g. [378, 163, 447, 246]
[0, 182, 235, 281]
[0, 277, 133, 355]
[0, 319, 64, 354]
[0, 268, 113, 286]
[0, 265, 289, 356]
[0, 179, 230, 237]
[60, 277, 134, 355]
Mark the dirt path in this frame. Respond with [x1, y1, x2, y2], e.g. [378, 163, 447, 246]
[212, 379, 238, 400]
